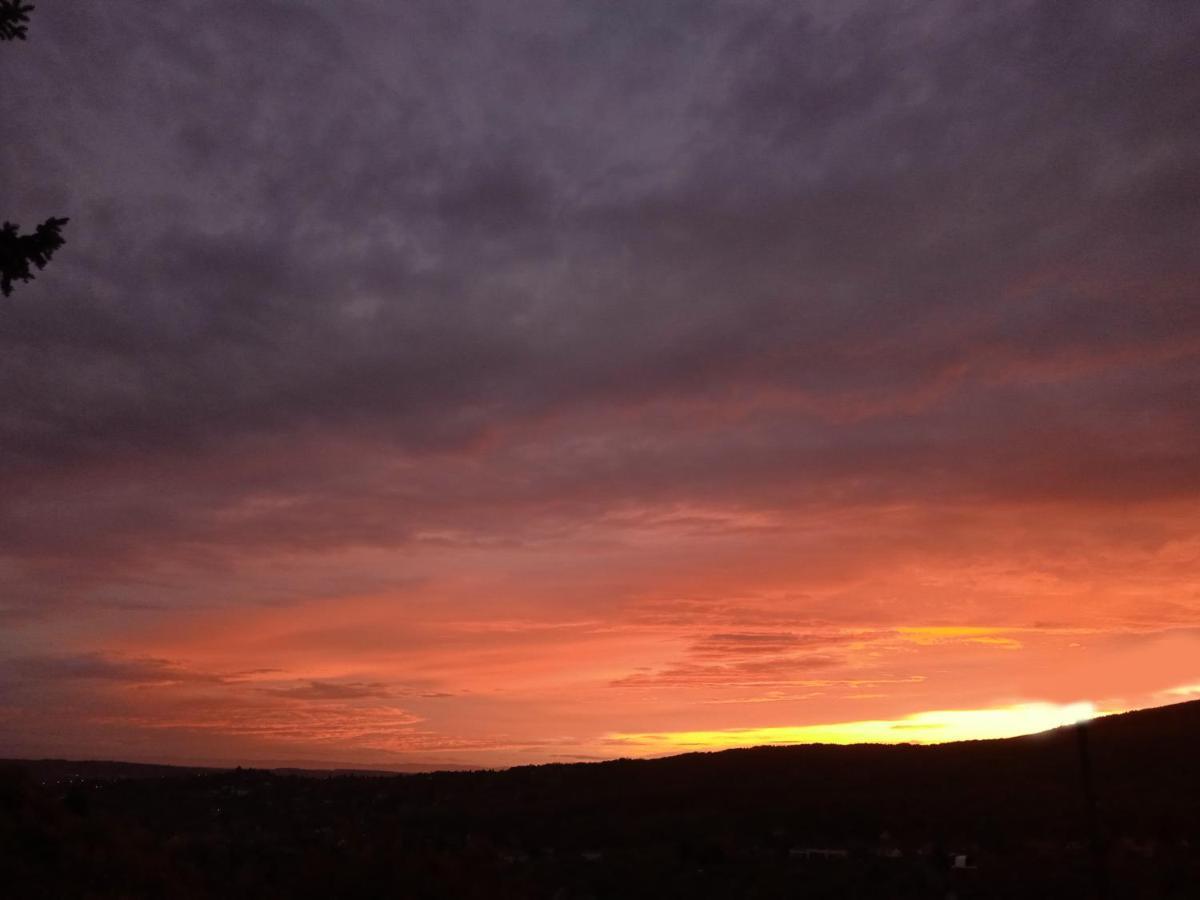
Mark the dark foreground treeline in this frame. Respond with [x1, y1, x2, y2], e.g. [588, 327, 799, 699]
[3, 700, 1199, 899]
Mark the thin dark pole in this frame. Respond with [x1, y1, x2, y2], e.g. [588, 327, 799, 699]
[1076, 720, 1107, 899]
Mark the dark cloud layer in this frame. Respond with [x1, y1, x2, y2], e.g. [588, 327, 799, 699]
[1, 0, 1198, 591]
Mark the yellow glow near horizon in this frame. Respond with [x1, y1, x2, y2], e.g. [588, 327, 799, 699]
[1164, 683, 1200, 698]
[611, 701, 1102, 753]
[895, 626, 1023, 649]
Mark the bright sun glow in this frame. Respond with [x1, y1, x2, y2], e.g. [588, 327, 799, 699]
[610, 701, 1102, 753]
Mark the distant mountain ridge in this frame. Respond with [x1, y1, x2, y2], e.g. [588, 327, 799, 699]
[0, 757, 475, 780]
[4, 697, 1199, 779]
[3, 699, 1199, 898]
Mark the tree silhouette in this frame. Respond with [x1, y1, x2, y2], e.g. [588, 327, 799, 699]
[2, 2, 69, 297]
[1, 218, 69, 296]
[0, 1, 34, 42]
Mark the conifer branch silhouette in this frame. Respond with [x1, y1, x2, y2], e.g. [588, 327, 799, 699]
[0, 1, 34, 42]
[2, 3, 70, 297]
[0, 218, 69, 296]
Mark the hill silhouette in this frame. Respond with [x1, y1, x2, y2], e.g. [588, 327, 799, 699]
[2, 699, 1199, 898]
[0, 758, 473, 781]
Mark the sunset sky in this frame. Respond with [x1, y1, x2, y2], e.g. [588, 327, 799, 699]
[1, 0, 1198, 769]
